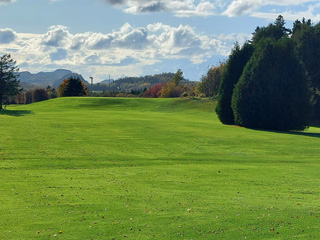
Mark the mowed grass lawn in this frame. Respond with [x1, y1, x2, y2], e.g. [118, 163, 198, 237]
[1, 97, 320, 239]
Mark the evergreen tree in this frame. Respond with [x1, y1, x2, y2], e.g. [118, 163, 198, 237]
[231, 37, 311, 131]
[46, 86, 58, 99]
[215, 42, 253, 124]
[172, 69, 183, 86]
[252, 15, 290, 44]
[292, 19, 320, 119]
[0, 54, 20, 110]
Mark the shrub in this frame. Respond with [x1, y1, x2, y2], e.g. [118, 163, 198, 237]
[143, 83, 166, 98]
[161, 82, 184, 98]
[181, 92, 189, 98]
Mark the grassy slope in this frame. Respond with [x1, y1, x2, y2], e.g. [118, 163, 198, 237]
[1, 97, 320, 239]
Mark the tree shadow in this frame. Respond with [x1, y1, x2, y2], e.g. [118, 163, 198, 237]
[267, 126, 320, 139]
[0, 110, 34, 117]
[288, 131, 320, 139]
[234, 123, 320, 139]
[310, 121, 320, 128]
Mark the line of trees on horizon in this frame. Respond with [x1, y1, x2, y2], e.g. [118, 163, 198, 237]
[0, 52, 217, 108]
[2, 15, 320, 132]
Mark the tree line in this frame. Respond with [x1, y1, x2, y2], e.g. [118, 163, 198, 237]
[1, 15, 319, 132]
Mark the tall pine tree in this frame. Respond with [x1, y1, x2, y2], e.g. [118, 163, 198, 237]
[0, 54, 20, 110]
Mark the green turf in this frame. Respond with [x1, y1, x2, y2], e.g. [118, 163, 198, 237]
[1, 97, 320, 239]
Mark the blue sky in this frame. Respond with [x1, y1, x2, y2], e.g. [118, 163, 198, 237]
[0, 0, 319, 82]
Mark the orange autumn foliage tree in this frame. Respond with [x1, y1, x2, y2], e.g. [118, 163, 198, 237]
[58, 77, 89, 97]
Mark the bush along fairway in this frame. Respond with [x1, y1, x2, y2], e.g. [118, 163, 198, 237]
[1, 97, 320, 239]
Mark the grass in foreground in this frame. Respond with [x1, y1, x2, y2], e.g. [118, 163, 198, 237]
[1, 97, 320, 239]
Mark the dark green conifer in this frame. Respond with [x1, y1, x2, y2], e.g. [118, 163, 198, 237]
[231, 37, 311, 131]
[215, 42, 253, 124]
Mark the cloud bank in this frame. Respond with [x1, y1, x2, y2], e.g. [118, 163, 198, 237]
[101, 0, 320, 21]
[1, 0, 319, 21]
[0, 23, 250, 81]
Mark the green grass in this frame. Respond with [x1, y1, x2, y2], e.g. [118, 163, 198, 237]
[1, 97, 320, 239]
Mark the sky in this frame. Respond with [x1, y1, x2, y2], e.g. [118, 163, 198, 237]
[0, 0, 320, 83]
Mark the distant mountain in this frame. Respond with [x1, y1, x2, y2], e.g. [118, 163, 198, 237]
[18, 69, 88, 89]
[20, 82, 35, 91]
[18, 70, 193, 93]
[19, 69, 72, 86]
[53, 73, 88, 89]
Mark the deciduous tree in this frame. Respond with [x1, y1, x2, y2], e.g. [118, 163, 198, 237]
[198, 62, 225, 98]
[161, 82, 184, 98]
[58, 77, 89, 97]
[143, 83, 166, 98]
[33, 88, 49, 102]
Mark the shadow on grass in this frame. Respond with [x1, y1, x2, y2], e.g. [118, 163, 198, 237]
[0, 109, 34, 117]
[287, 131, 320, 139]
[232, 123, 320, 139]
[266, 126, 320, 139]
[310, 121, 320, 128]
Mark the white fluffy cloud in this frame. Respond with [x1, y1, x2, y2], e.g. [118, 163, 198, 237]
[223, 0, 263, 17]
[251, 2, 320, 21]
[41, 25, 71, 47]
[223, 0, 318, 17]
[102, 0, 320, 19]
[0, 23, 250, 81]
[83, 23, 150, 50]
[102, 0, 320, 20]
